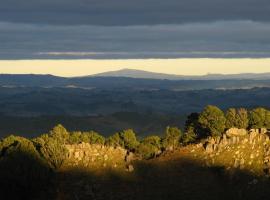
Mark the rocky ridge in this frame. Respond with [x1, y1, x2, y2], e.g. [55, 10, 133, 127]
[191, 128, 270, 177]
[64, 143, 135, 171]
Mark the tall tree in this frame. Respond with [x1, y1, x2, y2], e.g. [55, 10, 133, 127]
[225, 108, 249, 129]
[249, 107, 270, 129]
[198, 105, 226, 137]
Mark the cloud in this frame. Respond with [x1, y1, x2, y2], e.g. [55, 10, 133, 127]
[0, 0, 270, 25]
[1, 21, 270, 59]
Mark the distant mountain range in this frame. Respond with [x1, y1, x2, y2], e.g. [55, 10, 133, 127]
[94, 69, 270, 80]
[93, 68, 270, 80]
[0, 69, 270, 90]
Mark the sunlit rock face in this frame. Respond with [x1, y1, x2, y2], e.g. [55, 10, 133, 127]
[191, 128, 270, 176]
[64, 143, 129, 169]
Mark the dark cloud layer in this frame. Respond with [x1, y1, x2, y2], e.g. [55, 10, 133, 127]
[0, 0, 270, 25]
[1, 21, 270, 59]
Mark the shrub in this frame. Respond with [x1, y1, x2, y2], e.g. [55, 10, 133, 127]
[163, 126, 182, 150]
[80, 131, 105, 145]
[49, 124, 70, 144]
[120, 129, 139, 151]
[136, 135, 162, 159]
[183, 127, 197, 144]
[68, 131, 82, 144]
[142, 135, 161, 149]
[198, 105, 226, 137]
[225, 108, 249, 129]
[106, 129, 139, 151]
[249, 107, 270, 129]
[185, 112, 204, 137]
[0, 135, 54, 199]
[106, 132, 124, 147]
[136, 143, 159, 159]
[33, 129, 68, 170]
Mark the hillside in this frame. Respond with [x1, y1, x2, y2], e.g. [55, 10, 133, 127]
[2, 104, 270, 199]
[57, 128, 270, 200]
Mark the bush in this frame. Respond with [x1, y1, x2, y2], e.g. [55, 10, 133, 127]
[183, 127, 197, 144]
[68, 131, 82, 144]
[249, 107, 270, 129]
[163, 126, 182, 150]
[136, 135, 162, 159]
[142, 135, 161, 149]
[185, 112, 204, 137]
[49, 124, 70, 144]
[106, 129, 139, 151]
[33, 130, 68, 170]
[136, 143, 159, 159]
[81, 131, 105, 145]
[0, 135, 54, 199]
[106, 132, 124, 147]
[225, 108, 249, 129]
[198, 105, 226, 137]
[120, 129, 139, 151]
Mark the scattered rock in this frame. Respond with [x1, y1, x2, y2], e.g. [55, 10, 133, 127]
[127, 164, 134, 172]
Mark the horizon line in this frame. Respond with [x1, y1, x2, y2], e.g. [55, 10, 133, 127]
[1, 58, 270, 77]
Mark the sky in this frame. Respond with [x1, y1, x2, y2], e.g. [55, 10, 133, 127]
[0, 0, 270, 75]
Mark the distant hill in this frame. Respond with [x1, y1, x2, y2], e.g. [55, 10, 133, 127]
[93, 68, 270, 80]
[0, 72, 270, 90]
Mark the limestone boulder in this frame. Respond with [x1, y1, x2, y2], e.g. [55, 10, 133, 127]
[226, 128, 247, 138]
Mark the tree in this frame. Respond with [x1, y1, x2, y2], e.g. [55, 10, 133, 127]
[0, 136, 53, 199]
[106, 133, 124, 147]
[163, 126, 182, 150]
[80, 131, 105, 145]
[249, 107, 270, 129]
[120, 129, 139, 151]
[236, 108, 249, 129]
[68, 131, 82, 144]
[33, 125, 70, 170]
[142, 135, 161, 149]
[265, 109, 270, 129]
[136, 135, 161, 159]
[198, 105, 226, 137]
[226, 108, 249, 129]
[49, 124, 69, 144]
[225, 108, 237, 129]
[182, 127, 197, 144]
[185, 112, 204, 138]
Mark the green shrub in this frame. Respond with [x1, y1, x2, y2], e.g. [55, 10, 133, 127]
[136, 143, 159, 159]
[120, 129, 139, 151]
[183, 127, 197, 144]
[249, 107, 270, 129]
[68, 131, 82, 144]
[106, 129, 139, 151]
[33, 133, 68, 170]
[0, 135, 54, 199]
[136, 135, 162, 159]
[225, 108, 249, 129]
[81, 131, 105, 145]
[142, 135, 161, 149]
[198, 105, 226, 137]
[106, 132, 124, 147]
[49, 124, 70, 144]
[162, 126, 182, 150]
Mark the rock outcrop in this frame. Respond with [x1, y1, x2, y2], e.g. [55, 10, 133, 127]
[226, 128, 247, 137]
[193, 128, 270, 176]
[65, 143, 128, 169]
